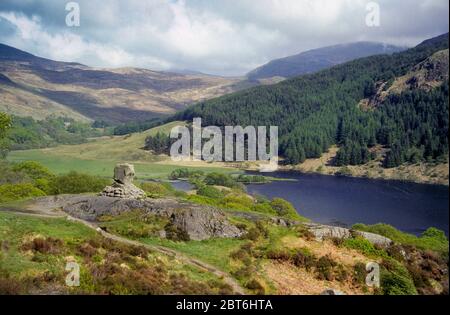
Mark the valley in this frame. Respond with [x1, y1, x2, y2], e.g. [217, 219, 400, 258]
[0, 44, 243, 123]
[1, 29, 448, 297]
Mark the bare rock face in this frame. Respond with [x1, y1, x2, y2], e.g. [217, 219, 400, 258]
[304, 223, 392, 247]
[114, 163, 135, 185]
[100, 164, 145, 199]
[57, 195, 243, 241]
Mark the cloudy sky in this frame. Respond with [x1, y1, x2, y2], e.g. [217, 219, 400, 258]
[0, 0, 448, 76]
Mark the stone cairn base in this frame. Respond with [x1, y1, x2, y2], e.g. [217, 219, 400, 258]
[100, 163, 146, 199]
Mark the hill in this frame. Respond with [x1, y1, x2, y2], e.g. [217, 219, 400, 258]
[247, 42, 406, 81]
[174, 33, 449, 173]
[0, 43, 242, 123]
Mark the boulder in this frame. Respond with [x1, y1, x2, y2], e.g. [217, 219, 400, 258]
[320, 289, 346, 295]
[58, 195, 243, 241]
[304, 223, 392, 247]
[100, 163, 145, 199]
[114, 163, 135, 185]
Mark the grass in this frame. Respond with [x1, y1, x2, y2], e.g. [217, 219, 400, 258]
[7, 121, 238, 180]
[0, 212, 233, 294]
[352, 223, 449, 254]
[7, 150, 236, 180]
[141, 237, 246, 273]
[0, 212, 96, 276]
[94, 210, 247, 273]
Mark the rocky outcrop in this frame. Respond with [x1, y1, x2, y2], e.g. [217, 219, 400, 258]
[304, 223, 392, 247]
[320, 289, 346, 295]
[100, 164, 145, 199]
[54, 195, 242, 241]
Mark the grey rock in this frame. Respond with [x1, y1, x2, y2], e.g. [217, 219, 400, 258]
[320, 289, 346, 295]
[357, 231, 393, 247]
[100, 163, 145, 199]
[57, 195, 242, 241]
[304, 223, 392, 247]
[114, 163, 135, 185]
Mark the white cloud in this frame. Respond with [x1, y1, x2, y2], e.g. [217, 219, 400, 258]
[0, 0, 448, 75]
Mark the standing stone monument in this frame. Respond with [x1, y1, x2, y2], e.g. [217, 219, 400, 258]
[100, 163, 146, 199]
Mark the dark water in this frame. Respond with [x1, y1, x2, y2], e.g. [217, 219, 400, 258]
[244, 172, 449, 236]
[169, 180, 193, 192]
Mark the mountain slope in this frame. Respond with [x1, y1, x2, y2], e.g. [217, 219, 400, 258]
[0, 44, 242, 123]
[247, 42, 406, 81]
[175, 33, 449, 170]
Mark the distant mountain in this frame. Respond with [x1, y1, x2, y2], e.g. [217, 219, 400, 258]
[175, 33, 448, 170]
[0, 44, 242, 123]
[247, 42, 407, 81]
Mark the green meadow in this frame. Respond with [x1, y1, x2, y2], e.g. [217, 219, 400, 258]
[6, 121, 238, 180]
[7, 150, 235, 180]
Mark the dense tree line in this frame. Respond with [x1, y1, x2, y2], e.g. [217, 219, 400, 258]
[0, 112, 11, 158]
[113, 118, 162, 135]
[5, 115, 111, 150]
[171, 34, 449, 168]
[144, 132, 174, 155]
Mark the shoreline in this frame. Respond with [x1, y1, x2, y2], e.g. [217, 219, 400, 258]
[269, 167, 450, 187]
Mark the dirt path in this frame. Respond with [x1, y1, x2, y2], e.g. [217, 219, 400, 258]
[0, 207, 245, 295]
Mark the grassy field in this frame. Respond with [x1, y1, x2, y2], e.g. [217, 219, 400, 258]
[6, 121, 238, 180]
[0, 212, 234, 294]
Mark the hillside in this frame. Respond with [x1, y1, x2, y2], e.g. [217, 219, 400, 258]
[0, 44, 242, 123]
[175, 33, 449, 175]
[247, 42, 406, 81]
[6, 121, 236, 180]
[0, 172, 447, 295]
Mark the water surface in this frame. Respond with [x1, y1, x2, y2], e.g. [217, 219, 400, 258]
[245, 172, 449, 236]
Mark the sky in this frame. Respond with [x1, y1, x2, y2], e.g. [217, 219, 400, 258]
[0, 0, 448, 76]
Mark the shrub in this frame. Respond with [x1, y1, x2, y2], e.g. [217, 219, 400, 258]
[381, 270, 417, 295]
[220, 193, 254, 211]
[291, 248, 316, 270]
[251, 202, 277, 216]
[243, 227, 262, 241]
[352, 223, 449, 254]
[0, 183, 46, 203]
[141, 182, 171, 197]
[0, 162, 30, 184]
[12, 161, 54, 182]
[296, 225, 315, 241]
[270, 198, 301, 220]
[243, 221, 268, 241]
[231, 265, 255, 281]
[49, 171, 110, 195]
[343, 237, 387, 258]
[245, 278, 265, 294]
[169, 168, 204, 180]
[204, 173, 240, 188]
[0, 276, 25, 295]
[315, 255, 337, 281]
[77, 242, 97, 258]
[336, 166, 352, 176]
[230, 248, 250, 261]
[187, 194, 218, 206]
[335, 265, 350, 282]
[197, 185, 224, 199]
[21, 237, 63, 254]
[265, 248, 292, 261]
[352, 262, 367, 285]
[164, 222, 190, 242]
[236, 175, 269, 184]
[380, 258, 417, 295]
